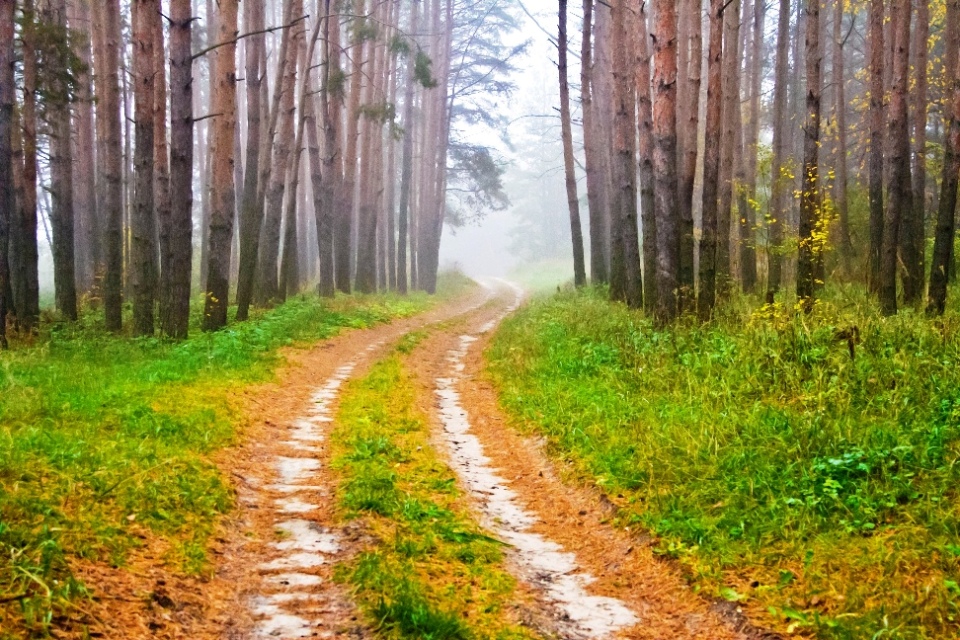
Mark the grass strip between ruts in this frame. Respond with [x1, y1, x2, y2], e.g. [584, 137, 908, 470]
[329, 352, 540, 640]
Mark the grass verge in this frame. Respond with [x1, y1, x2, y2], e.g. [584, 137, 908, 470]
[0, 278, 469, 637]
[330, 353, 538, 640]
[487, 285, 960, 640]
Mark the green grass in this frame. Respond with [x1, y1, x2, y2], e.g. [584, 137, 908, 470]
[330, 354, 539, 640]
[0, 279, 469, 638]
[487, 285, 960, 639]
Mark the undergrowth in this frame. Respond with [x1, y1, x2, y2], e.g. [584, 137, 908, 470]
[330, 354, 538, 640]
[0, 279, 468, 638]
[487, 285, 960, 640]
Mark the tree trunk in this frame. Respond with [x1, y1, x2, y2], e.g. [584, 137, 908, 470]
[903, 0, 928, 304]
[717, 0, 740, 291]
[396, 0, 420, 295]
[678, 0, 702, 307]
[740, 0, 763, 292]
[652, 0, 680, 323]
[154, 3, 172, 327]
[202, 0, 239, 331]
[235, 0, 265, 320]
[927, 0, 960, 315]
[70, 0, 99, 292]
[46, 0, 78, 320]
[636, 1, 657, 312]
[339, 0, 366, 293]
[318, 0, 340, 297]
[581, 0, 606, 284]
[559, 0, 586, 288]
[879, 0, 912, 315]
[868, 0, 885, 292]
[16, 0, 40, 329]
[132, 0, 158, 336]
[768, 0, 791, 298]
[797, 0, 822, 310]
[166, 0, 194, 338]
[0, 0, 12, 347]
[699, 0, 724, 318]
[832, 0, 854, 267]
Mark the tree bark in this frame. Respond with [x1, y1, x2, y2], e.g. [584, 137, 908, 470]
[868, 0, 885, 292]
[768, 0, 791, 298]
[236, 0, 265, 319]
[396, 0, 420, 295]
[797, 0, 822, 310]
[699, 0, 724, 318]
[927, 0, 960, 315]
[16, 0, 40, 329]
[203, 0, 239, 331]
[581, 0, 606, 284]
[678, 0, 701, 307]
[318, 0, 340, 297]
[740, 0, 763, 292]
[166, 0, 194, 338]
[879, 0, 912, 315]
[559, 0, 586, 288]
[831, 0, 853, 267]
[636, 1, 657, 312]
[717, 0, 740, 291]
[153, 3, 172, 328]
[0, 0, 12, 347]
[339, 0, 366, 293]
[70, 0, 99, 292]
[903, 0, 928, 304]
[652, 0, 680, 323]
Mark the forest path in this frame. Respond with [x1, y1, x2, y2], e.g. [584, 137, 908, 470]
[215, 279, 764, 640]
[214, 283, 499, 639]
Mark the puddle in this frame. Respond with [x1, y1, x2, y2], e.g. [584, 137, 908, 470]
[434, 281, 639, 638]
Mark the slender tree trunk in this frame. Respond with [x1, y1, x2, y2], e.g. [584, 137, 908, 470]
[768, 0, 791, 298]
[581, 0, 606, 284]
[355, 4, 384, 295]
[70, 0, 99, 292]
[236, 0, 265, 319]
[879, 0, 912, 315]
[396, 0, 420, 295]
[832, 0, 853, 266]
[678, 0, 702, 307]
[132, 0, 158, 336]
[652, 0, 680, 323]
[203, 0, 239, 331]
[0, 0, 12, 346]
[636, 1, 657, 312]
[903, 0, 928, 304]
[593, 3, 615, 280]
[154, 3, 172, 324]
[797, 0, 822, 309]
[17, 0, 40, 329]
[699, 0, 724, 318]
[717, 0, 740, 291]
[166, 0, 194, 338]
[927, 0, 960, 314]
[317, 0, 339, 298]
[868, 0, 885, 292]
[338, 0, 365, 293]
[740, 0, 763, 292]
[559, 0, 586, 287]
[46, 0, 77, 320]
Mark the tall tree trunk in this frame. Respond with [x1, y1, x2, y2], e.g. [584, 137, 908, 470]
[609, 0, 641, 307]
[903, 0, 928, 304]
[768, 0, 791, 298]
[338, 0, 366, 293]
[879, 0, 912, 315]
[797, 0, 822, 309]
[46, 0, 78, 320]
[717, 0, 740, 291]
[559, 0, 586, 287]
[166, 0, 194, 338]
[317, 0, 339, 298]
[678, 0, 702, 307]
[16, 0, 40, 329]
[740, 0, 763, 292]
[0, 0, 12, 347]
[593, 3, 615, 280]
[355, 5, 384, 295]
[132, 0, 157, 336]
[154, 4, 172, 325]
[235, 0, 265, 320]
[927, 0, 960, 315]
[868, 0, 885, 292]
[699, 0, 724, 318]
[202, 0, 239, 331]
[70, 0, 99, 292]
[581, 0, 606, 284]
[257, 0, 301, 304]
[832, 0, 853, 267]
[396, 0, 420, 295]
[636, 1, 657, 312]
[652, 0, 680, 323]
